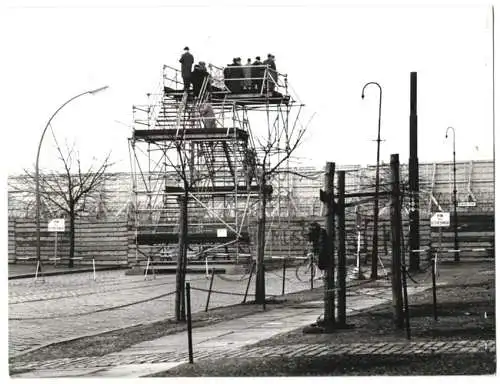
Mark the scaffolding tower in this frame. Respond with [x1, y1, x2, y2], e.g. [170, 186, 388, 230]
[129, 62, 304, 262]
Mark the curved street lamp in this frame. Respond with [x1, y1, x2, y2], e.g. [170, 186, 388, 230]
[35, 86, 109, 270]
[445, 126, 459, 262]
[361, 81, 382, 280]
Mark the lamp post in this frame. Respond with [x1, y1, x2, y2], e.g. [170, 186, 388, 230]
[445, 126, 459, 262]
[35, 86, 109, 269]
[362, 81, 382, 280]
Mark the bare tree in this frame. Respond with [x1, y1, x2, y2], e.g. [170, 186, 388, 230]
[171, 139, 208, 322]
[252, 113, 309, 304]
[22, 135, 113, 268]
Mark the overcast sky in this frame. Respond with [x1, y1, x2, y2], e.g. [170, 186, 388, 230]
[0, 0, 495, 176]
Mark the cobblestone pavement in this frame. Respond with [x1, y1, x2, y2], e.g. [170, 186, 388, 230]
[8, 266, 328, 357]
[11, 339, 495, 377]
[10, 283, 440, 378]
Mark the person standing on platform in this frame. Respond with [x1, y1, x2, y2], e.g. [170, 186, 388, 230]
[263, 54, 277, 93]
[234, 57, 243, 93]
[179, 46, 194, 91]
[191, 61, 209, 97]
[243, 58, 252, 91]
[252, 56, 263, 92]
[200, 102, 216, 129]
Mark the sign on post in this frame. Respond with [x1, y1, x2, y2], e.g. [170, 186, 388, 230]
[430, 212, 450, 228]
[48, 218, 65, 232]
[48, 219, 65, 266]
[217, 228, 228, 238]
[458, 201, 476, 208]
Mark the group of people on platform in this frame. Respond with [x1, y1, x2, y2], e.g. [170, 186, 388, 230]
[224, 54, 277, 93]
[179, 47, 278, 96]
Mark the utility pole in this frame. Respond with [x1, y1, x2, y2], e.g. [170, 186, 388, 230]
[390, 154, 404, 329]
[337, 170, 347, 326]
[320, 162, 336, 327]
[409, 72, 420, 271]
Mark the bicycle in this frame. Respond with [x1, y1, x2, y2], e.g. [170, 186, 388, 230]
[295, 251, 323, 282]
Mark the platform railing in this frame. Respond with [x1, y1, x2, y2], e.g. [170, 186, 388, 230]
[163, 64, 184, 91]
[219, 65, 287, 96]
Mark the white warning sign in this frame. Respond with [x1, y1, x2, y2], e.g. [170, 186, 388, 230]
[430, 212, 450, 227]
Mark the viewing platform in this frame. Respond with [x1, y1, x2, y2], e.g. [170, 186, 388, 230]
[133, 127, 249, 142]
[163, 86, 291, 105]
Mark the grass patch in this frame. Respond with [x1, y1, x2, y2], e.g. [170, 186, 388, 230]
[150, 353, 496, 376]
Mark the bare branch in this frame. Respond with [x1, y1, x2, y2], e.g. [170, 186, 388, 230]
[265, 127, 307, 176]
[271, 169, 320, 180]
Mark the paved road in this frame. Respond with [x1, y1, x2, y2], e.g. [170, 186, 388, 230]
[8, 266, 330, 357]
[11, 281, 494, 378]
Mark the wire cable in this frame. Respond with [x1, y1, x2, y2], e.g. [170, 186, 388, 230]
[9, 290, 177, 321]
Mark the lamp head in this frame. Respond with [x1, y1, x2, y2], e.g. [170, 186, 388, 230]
[361, 93, 365, 99]
[89, 85, 109, 95]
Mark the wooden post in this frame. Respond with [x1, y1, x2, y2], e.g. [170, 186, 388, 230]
[363, 220, 369, 264]
[185, 282, 194, 363]
[431, 253, 438, 321]
[282, 257, 286, 296]
[54, 232, 58, 266]
[390, 154, 404, 329]
[383, 223, 389, 257]
[321, 162, 336, 327]
[262, 263, 266, 311]
[409, 72, 421, 271]
[357, 230, 363, 279]
[205, 268, 216, 312]
[402, 264, 411, 339]
[242, 261, 255, 303]
[310, 251, 314, 290]
[338, 171, 347, 326]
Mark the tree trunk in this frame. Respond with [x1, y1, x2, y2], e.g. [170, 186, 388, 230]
[68, 202, 75, 268]
[180, 190, 188, 320]
[255, 175, 267, 304]
[175, 191, 188, 321]
[323, 162, 336, 326]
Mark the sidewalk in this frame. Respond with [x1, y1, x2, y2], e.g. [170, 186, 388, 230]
[11, 282, 430, 378]
[8, 263, 121, 280]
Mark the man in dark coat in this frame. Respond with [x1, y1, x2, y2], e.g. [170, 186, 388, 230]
[252, 56, 263, 92]
[179, 46, 194, 91]
[191, 61, 209, 97]
[263, 54, 277, 93]
[224, 57, 242, 93]
[243, 58, 252, 91]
